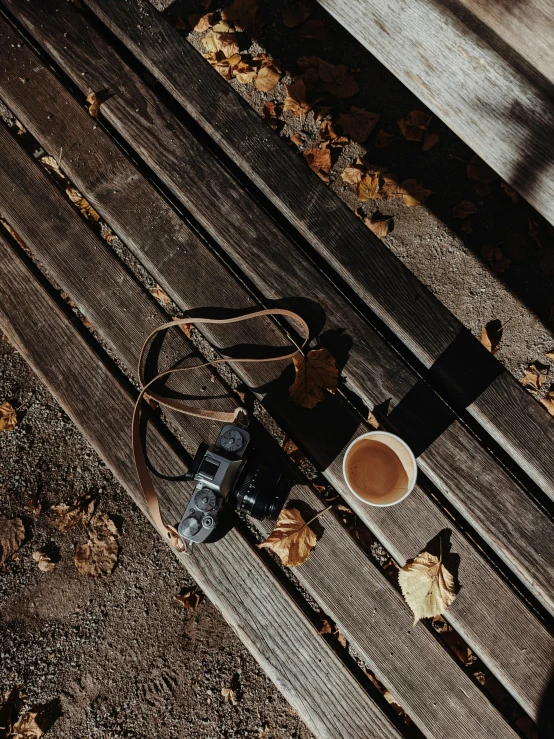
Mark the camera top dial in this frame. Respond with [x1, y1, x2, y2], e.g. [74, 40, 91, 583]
[218, 427, 244, 452]
[194, 488, 217, 511]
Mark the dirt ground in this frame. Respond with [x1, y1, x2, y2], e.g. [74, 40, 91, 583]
[1, 0, 553, 737]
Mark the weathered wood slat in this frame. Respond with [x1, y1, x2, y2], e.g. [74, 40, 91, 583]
[71, 0, 554, 503]
[6, 0, 554, 624]
[0, 129, 523, 739]
[0, 20, 552, 723]
[0, 233, 403, 739]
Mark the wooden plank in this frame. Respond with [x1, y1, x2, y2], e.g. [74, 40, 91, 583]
[5, 1, 554, 623]
[69, 0, 554, 503]
[0, 23, 552, 723]
[0, 139, 522, 739]
[0, 234, 402, 739]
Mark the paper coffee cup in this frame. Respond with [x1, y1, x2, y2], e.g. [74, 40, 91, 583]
[342, 431, 417, 507]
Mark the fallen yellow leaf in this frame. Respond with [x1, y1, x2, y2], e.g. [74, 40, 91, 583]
[65, 187, 100, 221]
[357, 172, 381, 201]
[303, 143, 332, 182]
[257, 507, 323, 567]
[254, 63, 281, 92]
[398, 547, 457, 623]
[289, 347, 338, 409]
[11, 710, 44, 738]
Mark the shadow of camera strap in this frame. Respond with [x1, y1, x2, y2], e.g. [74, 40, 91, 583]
[132, 308, 310, 551]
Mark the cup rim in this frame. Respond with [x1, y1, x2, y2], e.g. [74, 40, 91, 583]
[342, 430, 417, 507]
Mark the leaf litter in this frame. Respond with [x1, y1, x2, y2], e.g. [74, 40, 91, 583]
[0, 401, 17, 432]
[74, 511, 119, 577]
[257, 506, 331, 567]
[289, 347, 338, 409]
[520, 362, 549, 392]
[50, 494, 97, 531]
[32, 550, 56, 573]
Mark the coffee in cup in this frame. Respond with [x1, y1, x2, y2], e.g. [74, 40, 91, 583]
[342, 431, 417, 506]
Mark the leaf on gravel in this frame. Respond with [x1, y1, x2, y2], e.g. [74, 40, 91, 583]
[365, 210, 393, 237]
[151, 285, 172, 305]
[202, 30, 239, 58]
[86, 92, 100, 117]
[51, 495, 97, 531]
[453, 200, 479, 218]
[541, 389, 554, 416]
[27, 495, 42, 518]
[221, 0, 259, 32]
[32, 550, 56, 573]
[303, 143, 332, 182]
[0, 401, 17, 432]
[480, 319, 503, 354]
[74, 512, 119, 578]
[337, 106, 379, 143]
[375, 129, 394, 149]
[221, 687, 238, 705]
[467, 155, 498, 187]
[289, 347, 338, 408]
[283, 78, 318, 116]
[500, 181, 518, 203]
[65, 187, 100, 221]
[399, 179, 432, 207]
[297, 19, 326, 40]
[11, 710, 44, 738]
[545, 349, 554, 361]
[422, 132, 439, 151]
[234, 59, 257, 84]
[254, 63, 281, 92]
[341, 164, 364, 185]
[0, 516, 25, 566]
[175, 588, 202, 609]
[257, 507, 317, 566]
[357, 172, 381, 201]
[297, 56, 359, 98]
[283, 0, 310, 27]
[520, 362, 549, 392]
[397, 110, 432, 141]
[398, 548, 457, 622]
[191, 12, 214, 32]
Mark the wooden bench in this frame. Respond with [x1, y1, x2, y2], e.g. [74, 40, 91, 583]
[0, 2, 552, 736]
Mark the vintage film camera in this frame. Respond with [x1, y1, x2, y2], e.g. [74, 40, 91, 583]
[178, 425, 289, 544]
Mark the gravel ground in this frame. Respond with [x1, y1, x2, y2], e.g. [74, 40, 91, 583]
[1, 0, 553, 736]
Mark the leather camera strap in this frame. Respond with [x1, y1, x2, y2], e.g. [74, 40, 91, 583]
[132, 308, 310, 550]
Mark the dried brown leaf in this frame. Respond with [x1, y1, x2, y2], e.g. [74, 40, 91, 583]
[32, 550, 56, 573]
[27, 495, 42, 518]
[336, 106, 379, 143]
[297, 56, 358, 98]
[473, 181, 491, 197]
[453, 200, 479, 219]
[0, 516, 25, 566]
[0, 401, 17, 432]
[500, 181, 518, 203]
[365, 210, 393, 237]
[151, 285, 172, 306]
[297, 19, 325, 40]
[545, 349, 554, 361]
[234, 60, 257, 84]
[357, 172, 381, 201]
[257, 507, 317, 566]
[375, 129, 394, 149]
[86, 92, 100, 117]
[192, 13, 214, 32]
[40, 155, 63, 177]
[289, 347, 338, 409]
[51, 495, 97, 531]
[521, 362, 549, 392]
[541, 389, 554, 416]
[179, 322, 193, 338]
[334, 628, 347, 648]
[367, 411, 380, 429]
[175, 589, 202, 609]
[422, 132, 439, 151]
[319, 618, 332, 634]
[303, 144, 331, 182]
[221, 0, 259, 32]
[399, 179, 432, 207]
[480, 319, 503, 354]
[283, 78, 315, 116]
[398, 549, 457, 622]
[467, 155, 498, 185]
[341, 165, 364, 185]
[480, 244, 511, 273]
[65, 187, 100, 221]
[254, 64, 281, 92]
[397, 110, 432, 141]
[74, 514, 119, 578]
[283, 1, 310, 27]
[174, 16, 187, 30]
[221, 687, 238, 705]
[11, 710, 44, 738]
[289, 133, 304, 147]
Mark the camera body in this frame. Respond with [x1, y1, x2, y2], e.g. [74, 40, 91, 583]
[178, 424, 288, 544]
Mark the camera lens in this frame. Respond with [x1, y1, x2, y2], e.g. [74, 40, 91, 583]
[233, 462, 289, 520]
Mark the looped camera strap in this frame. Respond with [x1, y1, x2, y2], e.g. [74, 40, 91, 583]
[132, 308, 310, 550]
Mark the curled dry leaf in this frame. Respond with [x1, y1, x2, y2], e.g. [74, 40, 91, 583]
[453, 200, 479, 219]
[541, 389, 554, 416]
[86, 92, 100, 117]
[202, 30, 239, 58]
[65, 187, 100, 221]
[0, 401, 17, 432]
[289, 347, 338, 409]
[51, 494, 97, 531]
[480, 319, 503, 354]
[32, 550, 56, 573]
[40, 155, 64, 178]
[257, 507, 319, 567]
[397, 110, 432, 141]
[337, 106, 379, 143]
[0, 515, 25, 566]
[303, 143, 331, 182]
[365, 210, 393, 237]
[422, 132, 439, 151]
[11, 710, 44, 738]
[398, 548, 457, 623]
[74, 511, 119, 577]
[175, 589, 202, 609]
[290, 132, 304, 148]
[283, 0, 310, 27]
[27, 495, 42, 518]
[221, 687, 238, 705]
[521, 362, 549, 392]
[375, 129, 394, 149]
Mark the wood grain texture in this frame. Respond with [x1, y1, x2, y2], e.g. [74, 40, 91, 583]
[0, 234, 401, 739]
[73, 0, 554, 502]
[1, 15, 553, 718]
[5, 1, 554, 619]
